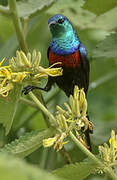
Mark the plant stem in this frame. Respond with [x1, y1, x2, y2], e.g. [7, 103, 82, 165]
[20, 97, 38, 109]
[70, 132, 117, 180]
[28, 92, 72, 163]
[20, 88, 60, 109]
[8, 0, 50, 130]
[70, 132, 101, 165]
[28, 92, 57, 127]
[105, 168, 117, 180]
[8, 0, 28, 53]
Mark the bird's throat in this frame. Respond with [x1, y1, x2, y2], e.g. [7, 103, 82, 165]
[50, 31, 80, 55]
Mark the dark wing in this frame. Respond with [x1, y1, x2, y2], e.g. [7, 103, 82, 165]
[79, 44, 91, 150]
[79, 43, 90, 94]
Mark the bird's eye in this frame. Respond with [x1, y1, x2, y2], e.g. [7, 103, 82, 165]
[58, 18, 65, 24]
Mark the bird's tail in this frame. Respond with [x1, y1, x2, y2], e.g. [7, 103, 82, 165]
[85, 115, 93, 151]
[85, 129, 92, 151]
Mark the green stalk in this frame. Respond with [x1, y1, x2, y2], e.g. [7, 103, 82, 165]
[70, 132, 117, 180]
[28, 92, 74, 164]
[8, 0, 51, 129]
[20, 97, 38, 109]
[8, 0, 28, 53]
[28, 92, 57, 127]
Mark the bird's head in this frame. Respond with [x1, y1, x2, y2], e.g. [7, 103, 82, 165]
[48, 14, 74, 38]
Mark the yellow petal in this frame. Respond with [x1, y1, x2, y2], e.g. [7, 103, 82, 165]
[20, 51, 31, 67]
[0, 83, 13, 97]
[0, 58, 5, 67]
[49, 62, 62, 68]
[35, 68, 62, 79]
[109, 138, 117, 149]
[35, 52, 41, 68]
[44, 68, 63, 77]
[43, 136, 57, 147]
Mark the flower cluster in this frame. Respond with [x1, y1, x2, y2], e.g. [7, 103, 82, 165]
[43, 86, 93, 151]
[56, 86, 93, 133]
[99, 130, 117, 166]
[43, 133, 68, 151]
[0, 50, 62, 97]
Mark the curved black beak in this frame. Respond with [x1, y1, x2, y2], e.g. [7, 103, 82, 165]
[48, 20, 56, 27]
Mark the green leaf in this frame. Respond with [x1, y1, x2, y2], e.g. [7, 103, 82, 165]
[92, 32, 117, 59]
[83, 0, 117, 16]
[90, 7, 117, 31]
[0, 15, 14, 42]
[0, 85, 22, 135]
[0, 35, 18, 60]
[0, 153, 63, 180]
[0, 15, 16, 60]
[16, 0, 57, 19]
[47, 0, 96, 29]
[1, 128, 56, 158]
[47, 0, 117, 31]
[0, 0, 8, 6]
[53, 162, 97, 180]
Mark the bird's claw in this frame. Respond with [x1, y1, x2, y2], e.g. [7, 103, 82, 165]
[22, 85, 35, 95]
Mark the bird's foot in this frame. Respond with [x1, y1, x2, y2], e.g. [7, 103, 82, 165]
[22, 85, 37, 95]
[22, 85, 49, 95]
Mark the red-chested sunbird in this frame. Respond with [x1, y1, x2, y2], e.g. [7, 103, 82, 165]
[23, 14, 92, 150]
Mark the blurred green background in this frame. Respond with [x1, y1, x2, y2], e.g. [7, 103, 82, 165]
[0, 0, 117, 179]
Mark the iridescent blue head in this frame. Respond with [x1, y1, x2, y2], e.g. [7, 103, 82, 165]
[48, 14, 80, 55]
[48, 14, 73, 37]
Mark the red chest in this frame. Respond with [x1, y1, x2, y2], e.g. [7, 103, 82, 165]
[48, 50, 81, 68]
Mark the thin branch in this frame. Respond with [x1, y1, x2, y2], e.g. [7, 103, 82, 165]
[8, 0, 51, 129]
[28, 92, 57, 128]
[8, 0, 28, 53]
[20, 88, 61, 108]
[69, 132, 117, 180]
[20, 97, 38, 109]
[70, 132, 101, 165]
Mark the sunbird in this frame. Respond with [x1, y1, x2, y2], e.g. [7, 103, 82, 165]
[23, 14, 92, 150]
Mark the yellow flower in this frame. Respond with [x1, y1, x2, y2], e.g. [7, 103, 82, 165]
[54, 133, 68, 151]
[109, 138, 117, 150]
[43, 136, 58, 147]
[0, 58, 30, 97]
[10, 50, 62, 81]
[99, 130, 117, 165]
[34, 64, 62, 79]
[0, 83, 13, 97]
[12, 72, 29, 82]
[0, 50, 63, 97]
[43, 133, 68, 151]
[10, 50, 62, 78]
[43, 86, 92, 151]
[56, 86, 92, 133]
[0, 58, 5, 67]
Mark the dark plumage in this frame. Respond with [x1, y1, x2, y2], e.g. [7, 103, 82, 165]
[44, 14, 91, 150]
[46, 14, 89, 97]
[23, 14, 92, 150]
